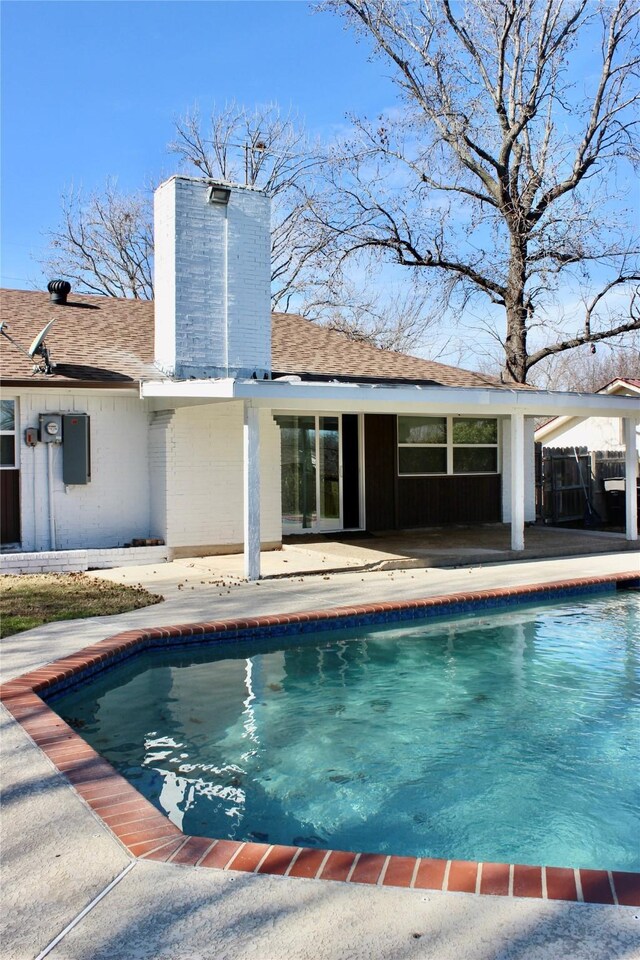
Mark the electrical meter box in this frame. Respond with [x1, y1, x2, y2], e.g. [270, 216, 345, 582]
[39, 414, 62, 443]
[62, 414, 91, 484]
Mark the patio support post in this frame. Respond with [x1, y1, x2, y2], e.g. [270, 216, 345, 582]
[243, 401, 261, 580]
[510, 412, 525, 551]
[623, 417, 638, 542]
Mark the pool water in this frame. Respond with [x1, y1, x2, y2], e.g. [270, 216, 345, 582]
[52, 592, 640, 871]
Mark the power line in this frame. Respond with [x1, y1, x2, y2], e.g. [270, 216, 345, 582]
[0, 275, 38, 285]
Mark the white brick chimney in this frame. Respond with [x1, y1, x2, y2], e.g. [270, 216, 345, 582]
[154, 176, 271, 379]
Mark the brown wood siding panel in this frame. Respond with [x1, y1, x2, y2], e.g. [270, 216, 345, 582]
[342, 414, 360, 529]
[398, 475, 502, 527]
[364, 415, 396, 531]
[1, 470, 20, 544]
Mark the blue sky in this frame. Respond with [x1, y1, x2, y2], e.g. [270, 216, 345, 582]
[2, 1, 637, 376]
[1, 0, 395, 289]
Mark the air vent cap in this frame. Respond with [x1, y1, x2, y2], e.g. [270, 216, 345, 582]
[47, 280, 72, 305]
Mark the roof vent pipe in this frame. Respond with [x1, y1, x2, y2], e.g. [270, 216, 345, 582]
[47, 280, 71, 305]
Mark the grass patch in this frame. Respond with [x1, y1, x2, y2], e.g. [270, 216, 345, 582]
[0, 573, 163, 638]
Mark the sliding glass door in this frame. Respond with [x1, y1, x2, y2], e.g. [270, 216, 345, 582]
[281, 415, 317, 530]
[279, 415, 341, 533]
[318, 416, 340, 528]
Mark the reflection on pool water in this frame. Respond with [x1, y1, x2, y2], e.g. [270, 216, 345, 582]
[52, 591, 640, 871]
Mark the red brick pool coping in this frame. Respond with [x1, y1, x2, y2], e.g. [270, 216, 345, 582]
[2, 571, 639, 907]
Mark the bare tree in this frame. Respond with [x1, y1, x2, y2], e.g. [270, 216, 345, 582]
[40, 101, 446, 353]
[169, 102, 447, 347]
[42, 181, 153, 299]
[531, 330, 640, 391]
[315, 0, 640, 382]
[42, 104, 327, 311]
[170, 102, 326, 310]
[300, 257, 448, 352]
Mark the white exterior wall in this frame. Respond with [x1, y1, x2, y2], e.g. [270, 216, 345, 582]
[542, 415, 639, 450]
[501, 415, 536, 523]
[156, 401, 281, 553]
[12, 392, 154, 551]
[6, 393, 282, 556]
[154, 177, 271, 380]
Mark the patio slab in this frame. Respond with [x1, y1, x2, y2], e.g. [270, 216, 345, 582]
[89, 525, 639, 600]
[288, 525, 639, 571]
[1, 553, 639, 959]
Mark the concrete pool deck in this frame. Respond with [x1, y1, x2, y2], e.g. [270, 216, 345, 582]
[2, 552, 640, 959]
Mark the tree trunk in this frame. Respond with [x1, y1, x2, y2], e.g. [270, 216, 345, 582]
[503, 239, 529, 384]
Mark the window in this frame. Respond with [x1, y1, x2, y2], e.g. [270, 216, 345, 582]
[0, 399, 16, 468]
[398, 415, 498, 475]
[398, 416, 447, 475]
[452, 417, 498, 473]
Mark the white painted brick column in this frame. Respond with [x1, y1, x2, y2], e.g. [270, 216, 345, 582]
[244, 402, 261, 580]
[623, 417, 638, 541]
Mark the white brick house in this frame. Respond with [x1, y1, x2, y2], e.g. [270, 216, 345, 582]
[1, 176, 638, 576]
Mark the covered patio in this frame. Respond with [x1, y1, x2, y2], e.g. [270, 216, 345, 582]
[141, 377, 639, 580]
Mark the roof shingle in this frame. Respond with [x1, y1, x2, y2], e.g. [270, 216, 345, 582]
[1, 288, 507, 389]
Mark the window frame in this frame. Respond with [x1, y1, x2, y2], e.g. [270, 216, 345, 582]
[0, 398, 18, 470]
[397, 414, 499, 477]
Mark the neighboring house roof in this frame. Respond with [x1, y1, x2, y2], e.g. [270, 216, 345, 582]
[535, 377, 640, 442]
[598, 378, 640, 393]
[1, 288, 508, 390]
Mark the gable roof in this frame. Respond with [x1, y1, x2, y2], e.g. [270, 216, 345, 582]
[1, 288, 508, 390]
[534, 376, 640, 441]
[600, 378, 640, 393]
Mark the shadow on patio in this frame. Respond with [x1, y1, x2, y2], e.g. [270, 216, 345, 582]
[278, 524, 639, 577]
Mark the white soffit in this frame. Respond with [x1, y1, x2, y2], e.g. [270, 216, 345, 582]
[140, 377, 640, 419]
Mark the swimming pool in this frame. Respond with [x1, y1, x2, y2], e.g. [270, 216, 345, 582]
[50, 589, 640, 874]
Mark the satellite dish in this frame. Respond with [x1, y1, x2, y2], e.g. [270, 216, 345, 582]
[29, 318, 56, 358]
[1, 316, 57, 374]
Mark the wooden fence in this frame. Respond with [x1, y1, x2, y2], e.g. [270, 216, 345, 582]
[535, 445, 630, 525]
